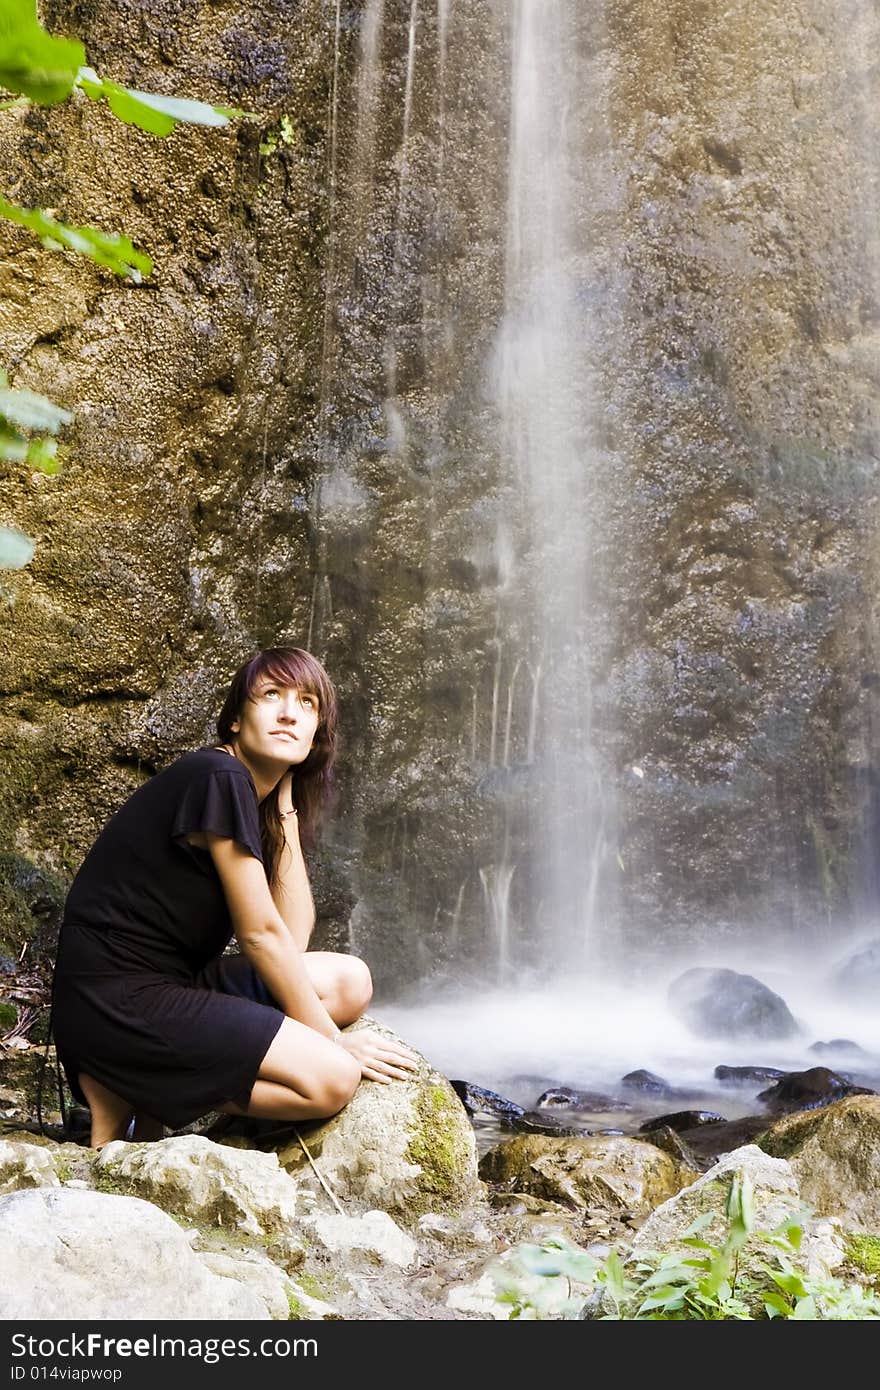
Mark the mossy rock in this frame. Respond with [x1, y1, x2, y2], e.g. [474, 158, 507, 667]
[845, 1234, 880, 1287]
[273, 1017, 484, 1222]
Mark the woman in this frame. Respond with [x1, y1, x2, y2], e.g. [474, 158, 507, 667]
[50, 646, 417, 1149]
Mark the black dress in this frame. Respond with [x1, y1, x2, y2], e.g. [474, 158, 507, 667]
[51, 746, 286, 1129]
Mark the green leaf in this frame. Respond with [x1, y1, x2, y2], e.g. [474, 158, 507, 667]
[0, 1, 85, 104]
[76, 67, 249, 137]
[0, 524, 34, 568]
[0, 385, 71, 433]
[680, 1211, 715, 1239]
[0, 424, 28, 462]
[739, 1171, 756, 1232]
[0, 198, 152, 281]
[763, 1292, 793, 1317]
[791, 1295, 817, 1320]
[26, 435, 61, 473]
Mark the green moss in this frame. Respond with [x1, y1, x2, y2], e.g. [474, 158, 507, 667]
[293, 1270, 329, 1300]
[0, 1001, 18, 1031]
[405, 1082, 472, 1209]
[846, 1235, 880, 1286]
[285, 1289, 304, 1320]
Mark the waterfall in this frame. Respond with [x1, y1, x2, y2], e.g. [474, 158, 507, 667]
[488, 0, 617, 968]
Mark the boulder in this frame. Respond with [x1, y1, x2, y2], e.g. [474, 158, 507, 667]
[94, 1134, 300, 1236]
[479, 1133, 696, 1216]
[829, 939, 880, 1001]
[756, 1067, 874, 1116]
[0, 1188, 273, 1318]
[631, 1145, 844, 1285]
[272, 1021, 482, 1221]
[303, 1209, 417, 1268]
[0, 1138, 61, 1192]
[668, 967, 799, 1040]
[759, 1096, 880, 1232]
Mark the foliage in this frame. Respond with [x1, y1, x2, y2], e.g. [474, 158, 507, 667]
[493, 1172, 880, 1320]
[0, 0, 252, 573]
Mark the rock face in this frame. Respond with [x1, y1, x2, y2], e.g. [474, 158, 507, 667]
[668, 966, 800, 1040]
[479, 1133, 697, 1216]
[759, 1095, 880, 1232]
[0, 1188, 274, 1319]
[1, 1, 879, 992]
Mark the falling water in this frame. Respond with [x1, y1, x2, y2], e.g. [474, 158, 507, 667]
[490, 0, 617, 966]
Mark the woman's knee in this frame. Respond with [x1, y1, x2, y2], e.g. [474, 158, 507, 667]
[338, 956, 373, 1020]
[312, 1050, 360, 1116]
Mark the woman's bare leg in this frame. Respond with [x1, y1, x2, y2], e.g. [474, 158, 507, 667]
[302, 953, 373, 1026]
[217, 1016, 360, 1122]
[78, 1073, 133, 1149]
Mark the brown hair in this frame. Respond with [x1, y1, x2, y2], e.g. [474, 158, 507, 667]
[216, 647, 338, 885]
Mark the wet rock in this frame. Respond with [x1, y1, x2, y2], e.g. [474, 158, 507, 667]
[512, 1111, 586, 1138]
[621, 1069, 689, 1099]
[759, 1096, 880, 1232]
[715, 1064, 786, 1086]
[636, 1124, 701, 1171]
[639, 1110, 726, 1134]
[449, 1080, 524, 1120]
[757, 1067, 875, 1115]
[673, 1115, 771, 1165]
[808, 1039, 868, 1058]
[829, 940, 880, 1002]
[535, 1087, 629, 1112]
[669, 968, 800, 1041]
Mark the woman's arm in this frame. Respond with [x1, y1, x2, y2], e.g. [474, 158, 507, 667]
[205, 833, 339, 1041]
[271, 814, 315, 951]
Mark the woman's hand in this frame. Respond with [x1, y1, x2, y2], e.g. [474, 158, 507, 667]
[337, 1029, 420, 1084]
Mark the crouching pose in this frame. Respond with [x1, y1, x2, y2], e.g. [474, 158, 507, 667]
[50, 645, 417, 1148]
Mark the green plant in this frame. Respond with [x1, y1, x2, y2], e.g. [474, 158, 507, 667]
[493, 1172, 880, 1320]
[0, 0, 252, 572]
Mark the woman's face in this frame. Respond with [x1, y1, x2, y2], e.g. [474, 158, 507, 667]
[231, 676, 321, 767]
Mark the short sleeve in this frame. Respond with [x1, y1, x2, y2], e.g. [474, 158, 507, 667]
[170, 767, 264, 863]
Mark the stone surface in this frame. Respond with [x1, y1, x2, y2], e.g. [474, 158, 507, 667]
[0, 1138, 61, 1192]
[0, 1188, 273, 1318]
[196, 1251, 292, 1320]
[272, 1020, 483, 1221]
[94, 1133, 301, 1235]
[479, 1132, 695, 1216]
[668, 966, 799, 1040]
[303, 1209, 417, 1269]
[759, 1095, 880, 1232]
[632, 1144, 844, 1285]
[756, 1066, 874, 1115]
